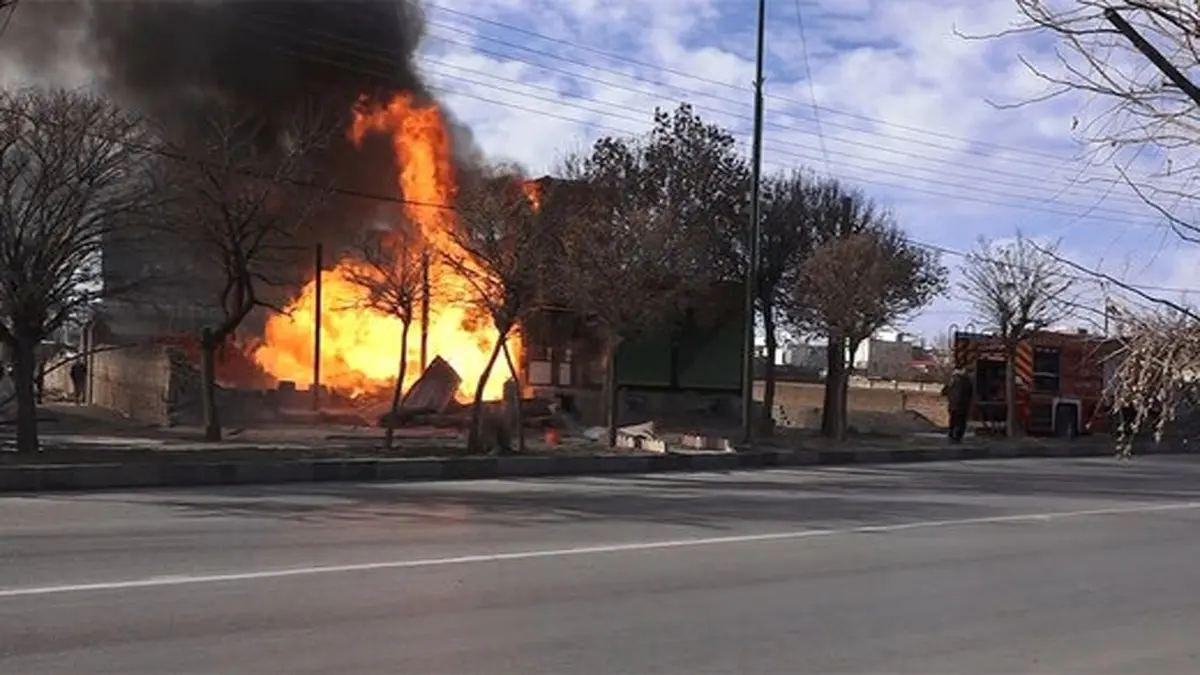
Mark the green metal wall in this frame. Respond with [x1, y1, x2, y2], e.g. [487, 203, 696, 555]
[614, 310, 745, 392]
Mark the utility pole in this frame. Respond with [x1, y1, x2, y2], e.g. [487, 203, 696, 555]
[420, 248, 430, 369]
[312, 243, 323, 411]
[1105, 8, 1200, 108]
[740, 0, 767, 446]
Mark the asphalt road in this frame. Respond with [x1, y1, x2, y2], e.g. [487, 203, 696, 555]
[3, 455, 1200, 674]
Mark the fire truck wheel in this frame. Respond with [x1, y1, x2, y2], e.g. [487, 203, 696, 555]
[1054, 403, 1079, 439]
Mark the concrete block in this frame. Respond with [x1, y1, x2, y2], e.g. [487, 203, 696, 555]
[988, 446, 1021, 459]
[311, 461, 348, 482]
[686, 452, 739, 472]
[35, 465, 78, 491]
[960, 446, 990, 460]
[376, 459, 443, 481]
[648, 453, 690, 472]
[594, 455, 652, 474]
[680, 434, 735, 452]
[496, 456, 556, 477]
[615, 434, 667, 453]
[784, 451, 820, 466]
[68, 463, 126, 490]
[0, 467, 41, 492]
[440, 457, 499, 480]
[817, 450, 858, 465]
[340, 460, 380, 482]
[560, 454, 599, 474]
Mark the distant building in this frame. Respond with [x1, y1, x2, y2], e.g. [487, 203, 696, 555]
[849, 330, 916, 379]
[780, 343, 827, 370]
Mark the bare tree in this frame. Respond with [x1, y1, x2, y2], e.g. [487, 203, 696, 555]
[163, 102, 338, 441]
[1105, 302, 1200, 454]
[980, 1, 1200, 242]
[442, 165, 548, 454]
[973, 1, 1200, 443]
[340, 219, 424, 450]
[960, 236, 1073, 437]
[787, 224, 947, 440]
[0, 87, 161, 453]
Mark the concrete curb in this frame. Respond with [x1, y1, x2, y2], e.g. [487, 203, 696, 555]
[0, 442, 1192, 493]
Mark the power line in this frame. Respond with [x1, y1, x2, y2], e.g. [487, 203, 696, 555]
[791, 0, 830, 172]
[423, 6, 1110, 165]
[13, 102, 1188, 302]
[242, 13, 1184, 216]
[237, 18, 1171, 223]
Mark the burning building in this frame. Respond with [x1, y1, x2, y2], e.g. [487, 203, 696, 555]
[3, 0, 538, 411]
[5, 0, 745, 426]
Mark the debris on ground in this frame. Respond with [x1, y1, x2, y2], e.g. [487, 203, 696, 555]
[401, 356, 462, 413]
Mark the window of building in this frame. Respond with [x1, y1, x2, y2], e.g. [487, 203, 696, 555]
[1033, 347, 1061, 394]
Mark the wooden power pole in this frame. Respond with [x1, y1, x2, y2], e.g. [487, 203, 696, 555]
[740, 0, 767, 446]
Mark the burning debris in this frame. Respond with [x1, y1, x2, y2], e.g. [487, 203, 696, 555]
[400, 356, 462, 414]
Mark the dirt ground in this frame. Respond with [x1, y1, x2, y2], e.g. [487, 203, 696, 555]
[759, 381, 948, 429]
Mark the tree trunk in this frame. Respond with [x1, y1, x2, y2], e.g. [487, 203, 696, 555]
[759, 304, 778, 436]
[502, 341, 525, 454]
[12, 339, 41, 454]
[604, 337, 621, 448]
[1005, 348, 1020, 438]
[384, 322, 411, 450]
[822, 333, 845, 437]
[200, 327, 221, 442]
[467, 332, 507, 453]
[833, 364, 849, 442]
[840, 338, 865, 441]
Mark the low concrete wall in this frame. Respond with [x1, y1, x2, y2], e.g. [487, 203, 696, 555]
[78, 344, 283, 427]
[88, 346, 175, 424]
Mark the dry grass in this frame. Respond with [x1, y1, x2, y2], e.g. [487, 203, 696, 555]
[757, 381, 947, 429]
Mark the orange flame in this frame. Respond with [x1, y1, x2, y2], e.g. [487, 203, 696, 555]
[251, 94, 527, 402]
[521, 180, 542, 212]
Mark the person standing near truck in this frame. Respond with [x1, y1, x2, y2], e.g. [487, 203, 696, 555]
[942, 367, 974, 442]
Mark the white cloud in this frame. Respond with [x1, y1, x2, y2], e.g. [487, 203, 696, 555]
[423, 0, 1198, 339]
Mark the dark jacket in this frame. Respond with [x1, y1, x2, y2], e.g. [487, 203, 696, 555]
[942, 373, 974, 411]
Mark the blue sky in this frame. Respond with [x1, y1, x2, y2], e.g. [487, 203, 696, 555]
[422, 0, 1199, 343]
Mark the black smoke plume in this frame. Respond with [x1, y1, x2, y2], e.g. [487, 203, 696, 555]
[3, 0, 478, 219]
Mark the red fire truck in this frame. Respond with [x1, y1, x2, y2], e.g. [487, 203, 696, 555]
[952, 329, 1121, 437]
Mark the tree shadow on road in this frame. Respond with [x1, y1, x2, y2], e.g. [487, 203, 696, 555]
[54, 455, 1200, 532]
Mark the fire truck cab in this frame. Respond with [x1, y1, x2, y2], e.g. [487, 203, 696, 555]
[952, 329, 1120, 437]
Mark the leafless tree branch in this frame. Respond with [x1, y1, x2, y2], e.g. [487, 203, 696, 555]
[0, 87, 164, 452]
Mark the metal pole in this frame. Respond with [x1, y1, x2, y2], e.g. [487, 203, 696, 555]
[312, 243, 323, 411]
[740, 0, 767, 446]
[420, 248, 430, 369]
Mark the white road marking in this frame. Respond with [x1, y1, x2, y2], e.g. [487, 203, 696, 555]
[2, 500, 1198, 599]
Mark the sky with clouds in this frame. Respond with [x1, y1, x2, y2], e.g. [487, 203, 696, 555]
[1, 0, 1195, 346]
[419, 0, 1199, 343]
